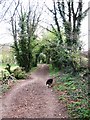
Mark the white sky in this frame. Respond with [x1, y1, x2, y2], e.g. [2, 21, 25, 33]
[0, 0, 90, 51]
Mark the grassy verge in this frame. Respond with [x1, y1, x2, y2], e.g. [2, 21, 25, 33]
[49, 65, 89, 118]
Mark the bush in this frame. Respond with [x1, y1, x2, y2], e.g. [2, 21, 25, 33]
[50, 43, 82, 73]
[13, 67, 27, 79]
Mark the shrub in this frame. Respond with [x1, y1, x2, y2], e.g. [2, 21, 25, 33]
[13, 67, 27, 79]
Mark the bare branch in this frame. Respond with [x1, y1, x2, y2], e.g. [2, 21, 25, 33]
[0, 0, 14, 22]
[82, 7, 90, 18]
[39, 24, 56, 35]
[44, 2, 55, 15]
[12, 0, 20, 18]
[50, 24, 58, 35]
[68, 1, 71, 23]
[57, 0, 66, 23]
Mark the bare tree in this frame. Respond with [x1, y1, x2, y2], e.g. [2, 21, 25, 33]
[45, 0, 90, 48]
[0, 0, 20, 22]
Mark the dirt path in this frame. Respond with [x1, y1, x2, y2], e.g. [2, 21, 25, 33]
[2, 64, 68, 118]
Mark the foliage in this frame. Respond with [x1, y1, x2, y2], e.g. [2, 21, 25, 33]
[47, 0, 89, 48]
[38, 53, 46, 63]
[49, 64, 89, 118]
[49, 64, 59, 77]
[11, 3, 42, 72]
[1, 64, 27, 80]
[1, 84, 10, 94]
[13, 67, 27, 79]
[1, 44, 16, 65]
[37, 30, 82, 73]
[54, 74, 89, 118]
[30, 66, 37, 73]
[0, 65, 27, 94]
[50, 42, 81, 73]
[12, 11, 32, 72]
[43, 0, 89, 73]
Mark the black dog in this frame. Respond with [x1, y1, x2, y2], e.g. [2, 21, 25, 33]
[46, 78, 53, 87]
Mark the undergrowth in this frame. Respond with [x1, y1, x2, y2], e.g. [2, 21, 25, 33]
[49, 65, 89, 119]
[0, 84, 10, 94]
[49, 64, 60, 77]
